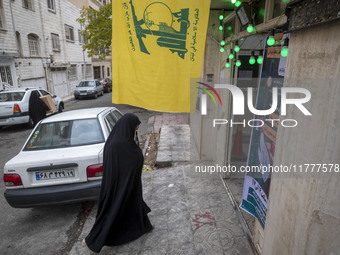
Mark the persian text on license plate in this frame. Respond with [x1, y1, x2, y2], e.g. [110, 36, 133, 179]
[36, 169, 75, 180]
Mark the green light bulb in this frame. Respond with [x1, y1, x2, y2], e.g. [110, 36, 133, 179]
[236, 60, 241, 67]
[282, 0, 290, 3]
[249, 57, 256, 65]
[227, 26, 232, 31]
[231, 0, 236, 3]
[235, 1, 241, 7]
[225, 63, 230, 68]
[220, 40, 226, 46]
[257, 56, 263, 64]
[219, 25, 223, 31]
[234, 45, 240, 52]
[247, 24, 254, 33]
[219, 15, 224, 20]
[267, 36, 275, 46]
[229, 53, 234, 59]
[281, 47, 288, 57]
[220, 47, 225, 53]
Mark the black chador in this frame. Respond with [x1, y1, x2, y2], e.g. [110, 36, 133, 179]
[28, 91, 49, 126]
[85, 113, 152, 253]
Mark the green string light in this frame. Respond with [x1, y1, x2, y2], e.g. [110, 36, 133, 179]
[267, 36, 275, 46]
[235, 1, 241, 7]
[220, 47, 225, 53]
[247, 24, 254, 33]
[221, 40, 226, 46]
[281, 47, 288, 57]
[229, 53, 234, 59]
[219, 15, 224, 20]
[227, 26, 232, 31]
[236, 60, 241, 67]
[225, 62, 230, 68]
[257, 56, 263, 64]
[219, 25, 223, 31]
[249, 56, 256, 65]
[234, 45, 240, 52]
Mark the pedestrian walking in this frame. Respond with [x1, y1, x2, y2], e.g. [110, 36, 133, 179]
[85, 113, 153, 253]
[28, 90, 50, 127]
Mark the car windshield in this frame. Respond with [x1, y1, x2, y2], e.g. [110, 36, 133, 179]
[0, 92, 25, 102]
[24, 118, 104, 150]
[77, 81, 95, 87]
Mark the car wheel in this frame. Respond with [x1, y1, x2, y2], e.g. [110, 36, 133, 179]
[94, 93, 98, 99]
[75, 96, 79, 100]
[58, 104, 64, 113]
[27, 117, 34, 128]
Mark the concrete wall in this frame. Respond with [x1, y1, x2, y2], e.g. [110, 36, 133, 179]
[262, 21, 340, 255]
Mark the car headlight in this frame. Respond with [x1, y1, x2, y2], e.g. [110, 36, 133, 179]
[88, 90, 94, 93]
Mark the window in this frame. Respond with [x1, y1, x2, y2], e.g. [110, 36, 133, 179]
[0, 66, 13, 86]
[39, 90, 50, 96]
[78, 30, 85, 44]
[16, 32, 23, 56]
[68, 65, 77, 80]
[107, 67, 110, 77]
[28, 34, 40, 56]
[47, 0, 55, 11]
[23, 0, 34, 10]
[51, 33, 60, 51]
[86, 64, 92, 78]
[0, 0, 5, 29]
[65, 25, 74, 42]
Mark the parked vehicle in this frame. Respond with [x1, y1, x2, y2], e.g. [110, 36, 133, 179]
[99, 78, 112, 93]
[0, 87, 64, 128]
[3, 107, 123, 208]
[74, 80, 104, 99]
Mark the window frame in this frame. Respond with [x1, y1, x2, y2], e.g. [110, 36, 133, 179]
[47, 0, 55, 12]
[65, 24, 74, 42]
[22, 0, 34, 11]
[28, 34, 40, 57]
[51, 33, 60, 52]
[0, 0, 5, 29]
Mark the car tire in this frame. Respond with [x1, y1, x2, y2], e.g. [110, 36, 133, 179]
[27, 117, 34, 129]
[75, 96, 79, 100]
[58, 104, 64, 113]
[94, 93, 98, 99]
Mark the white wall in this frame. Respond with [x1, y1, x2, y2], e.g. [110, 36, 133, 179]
[262, 21, 340, 255]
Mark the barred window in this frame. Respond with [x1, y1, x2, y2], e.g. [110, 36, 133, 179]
[23, 0, 34, 10]
[51, 33, 60, 51]
[0, 66, 13, 86]
[28, 34, 40, 56]
[68, 65, 77, 80]
[47, 0, 55, 11]
[65, 24, 74, 42]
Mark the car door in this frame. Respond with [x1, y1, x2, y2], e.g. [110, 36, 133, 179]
[96, 81, 104, 93]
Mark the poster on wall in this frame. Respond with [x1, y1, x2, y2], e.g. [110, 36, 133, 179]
[240, 33, 288, 228]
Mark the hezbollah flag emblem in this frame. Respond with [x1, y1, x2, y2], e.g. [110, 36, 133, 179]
[112, 0, 211, 112]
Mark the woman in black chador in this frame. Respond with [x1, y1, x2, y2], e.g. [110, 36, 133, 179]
[28, 90, 50, 126]
[85, 113, 153, 253]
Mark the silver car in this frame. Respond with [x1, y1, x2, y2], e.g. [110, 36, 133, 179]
[74, 80, 104, 99]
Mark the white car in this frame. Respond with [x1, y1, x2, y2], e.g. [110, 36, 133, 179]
[3, 107, 123, 208]
[0, 87, 64, 128]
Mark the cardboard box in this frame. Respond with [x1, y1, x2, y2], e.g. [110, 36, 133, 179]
[40, 95, 57, 113]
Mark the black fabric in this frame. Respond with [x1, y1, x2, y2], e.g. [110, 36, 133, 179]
[28, 91, 49, 126]
[85, 113, 152, 253]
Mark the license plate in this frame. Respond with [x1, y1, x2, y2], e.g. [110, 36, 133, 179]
[80, 93, 87, 96]
[35, 169, 75, 180]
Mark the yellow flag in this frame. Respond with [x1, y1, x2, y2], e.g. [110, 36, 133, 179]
[112, 0, 211, 112]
